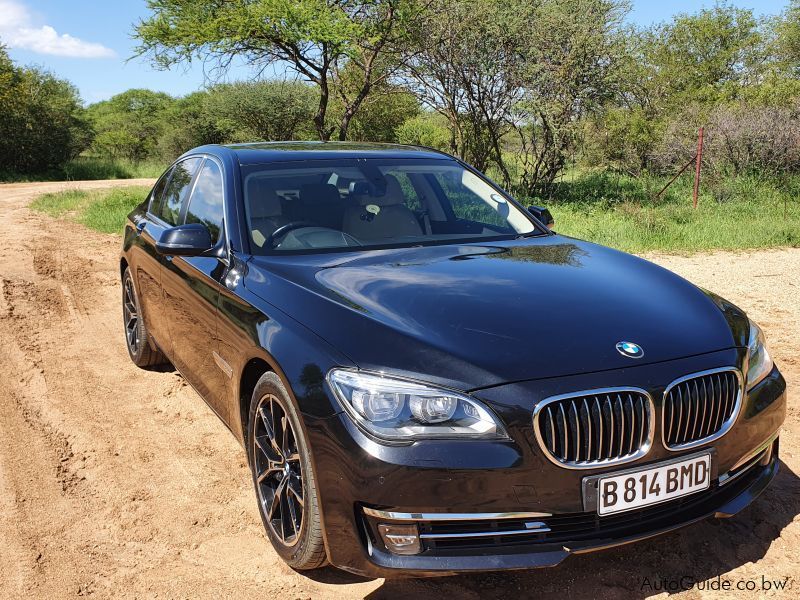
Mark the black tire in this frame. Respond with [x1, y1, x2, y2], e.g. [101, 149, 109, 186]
[122, 267, 166, 368]
[247, 371, 327, 570]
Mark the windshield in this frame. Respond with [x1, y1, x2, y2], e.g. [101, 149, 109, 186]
[242, 158, 540, 254]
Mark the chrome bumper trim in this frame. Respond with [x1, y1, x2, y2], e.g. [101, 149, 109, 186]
[362, 508, 552, 521]
[419, 522, 551, 540]
[719, 430, 779, 486]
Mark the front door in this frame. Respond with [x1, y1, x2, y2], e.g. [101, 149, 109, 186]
[130, 169, 171, 353]
[160, 157, 231, 419]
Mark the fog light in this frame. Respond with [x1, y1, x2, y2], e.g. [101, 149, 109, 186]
[377, 523, 421, 555]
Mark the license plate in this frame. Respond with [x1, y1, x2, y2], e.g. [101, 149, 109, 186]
[594, 453, 711, 516]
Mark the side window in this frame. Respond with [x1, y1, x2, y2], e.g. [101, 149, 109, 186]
[383, 171, 422, 211]
[148, 168, 173, 217]
[185, 159, 224, 244]
[159, 157, 202, 225]
[433, 173, 509, 229]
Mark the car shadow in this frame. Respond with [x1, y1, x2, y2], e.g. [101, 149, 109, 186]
[145, 361, 177, 374]
[359, 460, 799, 599]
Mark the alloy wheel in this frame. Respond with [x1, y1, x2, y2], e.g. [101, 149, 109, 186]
[123, 276, 140, 354]
[253, 394, 305, 546]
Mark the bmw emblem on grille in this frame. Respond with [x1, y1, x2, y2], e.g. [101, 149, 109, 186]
[616, 341, 644, 359]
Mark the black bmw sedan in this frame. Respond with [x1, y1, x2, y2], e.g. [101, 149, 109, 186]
[121, 142, 786, 577]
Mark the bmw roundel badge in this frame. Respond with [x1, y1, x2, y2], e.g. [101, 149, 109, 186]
[616, 341, 644, 359]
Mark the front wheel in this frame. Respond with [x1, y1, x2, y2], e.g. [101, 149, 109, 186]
[122, 267, 166, 368]
[247, 371, 327, 570]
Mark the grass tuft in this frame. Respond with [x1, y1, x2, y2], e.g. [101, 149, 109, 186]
[80, 187, 152, 234]
[31, 186, 151, 234]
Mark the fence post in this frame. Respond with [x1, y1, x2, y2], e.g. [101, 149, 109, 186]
[693, 127, 704, 208]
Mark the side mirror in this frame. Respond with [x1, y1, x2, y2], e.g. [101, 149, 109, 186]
[155, 223, 213, 256]
[527, 205, 554, 229]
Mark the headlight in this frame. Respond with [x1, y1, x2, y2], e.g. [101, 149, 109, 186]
[746, 319, 773, 390]
[327, 369, 508, 442]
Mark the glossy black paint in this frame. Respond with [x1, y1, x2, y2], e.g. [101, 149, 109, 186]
[155, 222, 213, 256]
[121, 142, 787, 577]
[527, 205, 554, 228]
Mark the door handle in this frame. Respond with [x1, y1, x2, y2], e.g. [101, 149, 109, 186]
[135, 220, 147, 234]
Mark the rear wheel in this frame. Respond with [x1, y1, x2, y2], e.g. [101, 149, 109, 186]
[248, 371, 327, 570]
[122, 267, 166, 368]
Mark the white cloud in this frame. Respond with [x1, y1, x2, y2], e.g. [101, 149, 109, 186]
[0, 1, 115, 58]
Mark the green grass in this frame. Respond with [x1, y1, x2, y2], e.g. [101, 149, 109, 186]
[1, 156, 166, 182]
[31, 186, 150, 234]
[522, 172, 800, 253]
[29, 189, 91, 218]
[30, 172, 800, 253]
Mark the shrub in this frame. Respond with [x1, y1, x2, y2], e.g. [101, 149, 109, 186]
[0, 46, 90, 174]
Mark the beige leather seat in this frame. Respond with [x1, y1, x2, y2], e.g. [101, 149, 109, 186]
[247, 179, 289, 247]
[342, 175, 423, 242]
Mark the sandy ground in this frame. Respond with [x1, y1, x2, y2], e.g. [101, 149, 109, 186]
[0, 179, 797, 599]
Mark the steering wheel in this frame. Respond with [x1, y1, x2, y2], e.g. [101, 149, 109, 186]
[265, 221, 362, 249]
[265, 221, 316, 248]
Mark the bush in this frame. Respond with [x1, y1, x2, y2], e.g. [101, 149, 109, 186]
[86, 89, 174, 161]
[395, 113, 451, 150]
[0, 46, 90, 174]
[653, 103, 800, 177]
[203, 80, 319, 144]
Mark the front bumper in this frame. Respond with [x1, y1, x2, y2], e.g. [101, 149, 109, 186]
[305, 352, 786, 577]
[361, 440, 778, 575]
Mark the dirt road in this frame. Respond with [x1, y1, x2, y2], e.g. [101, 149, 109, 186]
[0, 180, 797, 599]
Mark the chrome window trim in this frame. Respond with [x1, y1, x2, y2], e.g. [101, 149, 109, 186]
[532, 387, 655, 470]
[662, 367, 743, 452]
[362, 508, 551, 521]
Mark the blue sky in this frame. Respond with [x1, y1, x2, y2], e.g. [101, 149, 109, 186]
[0, 0, 791, 104]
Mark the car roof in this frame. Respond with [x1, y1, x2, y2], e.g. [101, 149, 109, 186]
[190, 141, 452, 165]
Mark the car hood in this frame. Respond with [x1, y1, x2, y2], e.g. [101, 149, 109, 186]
[246, 236, 747, 391]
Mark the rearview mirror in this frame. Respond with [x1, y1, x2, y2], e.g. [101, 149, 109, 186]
[527, 205, 554, 229]
[155, 223, 213, 256]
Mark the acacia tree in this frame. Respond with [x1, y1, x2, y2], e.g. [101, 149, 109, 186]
[401, 0, 529, 183]
[512, 0, 626, 195]
[402, 0, 624, 194]
[134, 0, 416, 141]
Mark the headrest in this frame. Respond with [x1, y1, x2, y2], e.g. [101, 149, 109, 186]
[350, 174, 406, 207]
[247, 178, 283, 218]
[299, 183, 340, 205]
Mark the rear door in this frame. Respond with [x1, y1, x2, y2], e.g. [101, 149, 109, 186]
[161, 157, 230, 418]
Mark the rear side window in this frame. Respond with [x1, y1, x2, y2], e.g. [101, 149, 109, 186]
[158, 157, 202, 225]
[185, 159, 224, 244]
[148, 168, 172, 216]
